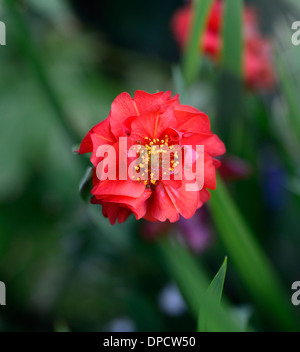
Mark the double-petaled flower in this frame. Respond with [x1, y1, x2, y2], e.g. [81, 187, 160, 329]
[79, 90, 225, 224]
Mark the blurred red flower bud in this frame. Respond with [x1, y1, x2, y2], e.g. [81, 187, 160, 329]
[219, 155, 253, 181]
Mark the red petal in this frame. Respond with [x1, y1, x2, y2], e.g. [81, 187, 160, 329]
[79, 118, 115, 155]
[199, 189, 211, 207]
[101, 202, 132, 225]
[98, 191, 152, 220]
[130, 106, 177, 141]
[79, 131, 93, 154]
[180, 132, 226, 157]
[175, 105, 211, 133]
[165, 184, 200, 220]
[110, 92, 139, 138]
[203, 154, 218, 190]
[92, 179, 145, 199]
[148, 183, 180, 223]
[134, 91, 168, 113]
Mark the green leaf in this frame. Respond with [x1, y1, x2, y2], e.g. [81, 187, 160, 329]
[209, 176, 298, 331]
[159, 239, 241, 332]
[222, 0, 243, 76]
[207, 256, 227, 304]
[198, 257, 227, 332]
[182, 0, 214, 86]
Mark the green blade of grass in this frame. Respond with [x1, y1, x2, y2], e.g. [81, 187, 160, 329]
[198, 257, 227, 332]
[206, 256, 227, 304]
[209, 176, 298, 331]
[222, 0, 243, 76]
[182, 0, 214, 86]
[159, 239, 241, 332]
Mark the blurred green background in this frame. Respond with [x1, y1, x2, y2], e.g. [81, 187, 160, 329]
[0, 0, 299, 332]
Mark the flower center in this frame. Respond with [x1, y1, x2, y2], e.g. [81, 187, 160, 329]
[133, 135, 181, 189]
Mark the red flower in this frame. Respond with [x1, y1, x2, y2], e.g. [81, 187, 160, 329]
[79, 91, 225, 225]
[244, 38, 275, 91]
[171, 0, 276, 90]
[171, 0, 222, 57]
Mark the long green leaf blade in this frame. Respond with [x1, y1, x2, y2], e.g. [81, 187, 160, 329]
[222, 0, 243, 76]
[182, 0, 214, 86]
[198, 257, 228, 332]
[207, 256, 227, 303]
